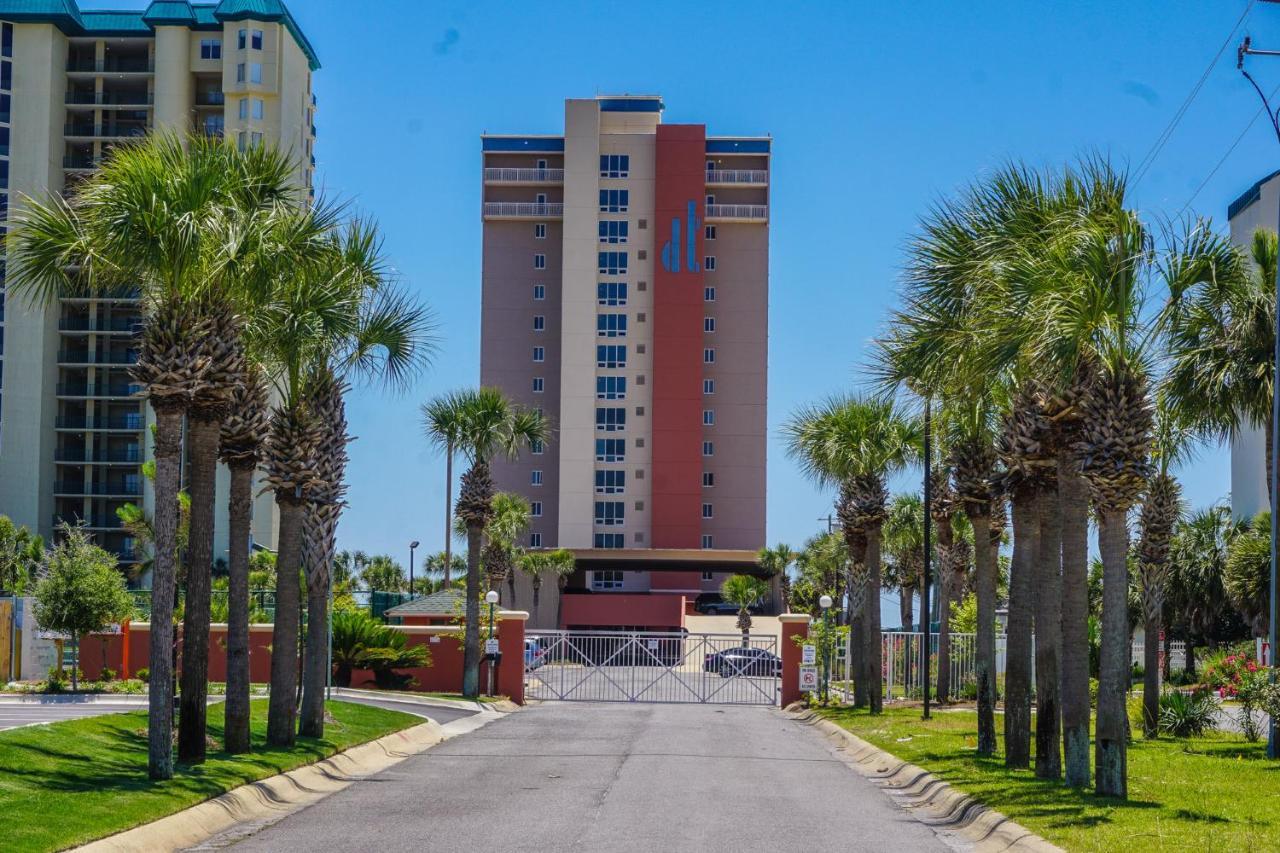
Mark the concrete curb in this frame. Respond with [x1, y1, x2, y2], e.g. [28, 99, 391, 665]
[74, 710, 509, 852]
[330, 686, 518, 714]
[790, 709, 1064, 853]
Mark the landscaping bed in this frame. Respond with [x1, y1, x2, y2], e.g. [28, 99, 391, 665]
[818, 705, 1278, 852]
[0, 698, 420, 852]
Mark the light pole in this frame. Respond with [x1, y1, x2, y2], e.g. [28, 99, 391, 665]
[1238, 29, 1280, 759]
[408, 540, 419, 598]
[921, 395, 933, 721]
[819, 594, 833, 706]
[485, 590, 500, 696]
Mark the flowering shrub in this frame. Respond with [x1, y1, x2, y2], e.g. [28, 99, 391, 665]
[1235, 667, 1280, 743]
[1203, 653, 1260, 698]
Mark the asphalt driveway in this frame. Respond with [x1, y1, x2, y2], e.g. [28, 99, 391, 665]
[226, 702, 962, 853]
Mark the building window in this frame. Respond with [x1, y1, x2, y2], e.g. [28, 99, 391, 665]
[593, 570, 624, 590]
[596, 407, 626, 432]
[703, 472, 715, 487]
[238, 28, 247, 49]
[597, 282, 627, 306]
[594, 534, 625, 550]
[704, 348, 715, 363]
[200, 38, 222, 59]
[530, 533, 542, 547]
[701, 534, 714, 549]
[597, 313, 627, 338]
[703, 410, 715, 426]
[702, 503, 713, 519]
[704, 256, 716, 271]
[598, 251, 627, 275]
[704, 317, 715, 333]
[251, 29, 264, 50]
[599, 220, 628, 244]
[237, 131, 247, 151]
[533, 315, 545, 331]
[236, 62, 246, 82]
[535, 223, 547, 239]
[595, 470, 625, 494]
[596, 345, 626, 369]
[530, 439, 544, 455]
[531, 501, 543, 517]
[595, 438, 625, 462]
[252, 98, 264, 119]
[704, 224, 716, 240]
[2, 23, 12, 58]
[703, 441, 714, 456]
[599, 189, 629, 212]
[250, 63, 263, 84]
[531, 470, 543, 486]
[706, 194, 716, 206]
[599, 154, 630, 178]
[532, 377, 544, 393]
[705, 286, 715, 302]
[594, 501, 625, 526]
[238, 97, 249, 119]
[703, 379, 714, 395]
[533, 284, 546, 300]
[702, 570, 714, 581]
[533, 346, 545, 362]
[596, 376, 626, 400]
[534, 253, 546, 269]
[250, 131, 263, 147]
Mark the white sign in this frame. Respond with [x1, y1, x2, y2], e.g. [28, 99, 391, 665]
[646, 639, 659, 651]
[799, 665, 819, 692]
[801, 644, 816, 665]
[484, 638, 500, 655]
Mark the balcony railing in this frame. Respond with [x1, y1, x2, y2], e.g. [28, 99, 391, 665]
[54, 447, 142, 463]
[56, 415, 145, 430]
[482, 201, 564, 218]
[64, 123, 149, 139]
[65, 91, 154, 106]
[705, 169, 768, 184]
[63, 155, 104, 170]
[59, 316, 141, 333]
[58, 350, 139, 365]
[194, 91, 225, 106]
[54, 481, 142, 496]
[705, 204, 768, 221]
[484, 167, 565, 184]
[52, 515, 125, 530]
[66, 59, 154, 73]
[56, 383, 143, 398]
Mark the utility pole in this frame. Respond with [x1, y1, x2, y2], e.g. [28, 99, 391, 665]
[921, 396, 933, 721]
[1238, 27, 1280, 760]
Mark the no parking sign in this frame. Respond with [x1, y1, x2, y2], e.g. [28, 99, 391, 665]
[799, 665, 819, 692]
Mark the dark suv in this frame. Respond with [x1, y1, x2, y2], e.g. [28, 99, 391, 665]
[694, 593, 765, 615]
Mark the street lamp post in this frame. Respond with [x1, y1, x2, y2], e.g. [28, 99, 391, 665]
[921, 395, 933, 721]
[485, 589, 499, 696]
[408, 540, 419, 598]
[819, 594, 833, 706]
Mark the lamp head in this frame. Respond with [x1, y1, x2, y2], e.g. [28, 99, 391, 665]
[819, 594, 833, 610]
[410, 540, 420, 549]
[485, 590, 500, 605]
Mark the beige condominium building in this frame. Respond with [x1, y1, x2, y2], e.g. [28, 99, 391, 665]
[481, 95, 771, 630]
[0, 0, 317, 579]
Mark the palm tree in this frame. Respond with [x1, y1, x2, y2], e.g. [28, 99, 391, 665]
[1225, 511, 1273, 638]
[479, 492, 532, 605]
[756, 544, 797, 613]
[784, 394, 919, 714]
[422, 398, 469, 587]
[930, 462, 963, 703]
[421, 388, 549, 697]
[791, 532, 848, 616]
[362, 556, 407, 591]
[1167, 506, 1239, 674]
[882, 493, 924, 692]
[518, 548, 575, 617]
[721, 575, 770, 644]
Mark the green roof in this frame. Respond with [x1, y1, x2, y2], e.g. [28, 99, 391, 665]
[0, 0, 319, 69]
[383, 589, 464, 618]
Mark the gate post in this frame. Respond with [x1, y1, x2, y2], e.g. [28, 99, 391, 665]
[497, 610, 528, 705]
[779, 613, 813, 708]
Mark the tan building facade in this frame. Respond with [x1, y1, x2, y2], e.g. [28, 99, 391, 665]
[0, 0, 318, 576]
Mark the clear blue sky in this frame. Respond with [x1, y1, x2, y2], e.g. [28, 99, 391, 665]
[87, 0, 1280, 563]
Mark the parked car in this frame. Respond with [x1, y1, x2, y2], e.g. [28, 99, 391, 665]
[525, 638, 546, 670]
[694, 593, 766, 615]
[703, 647, 782, 677]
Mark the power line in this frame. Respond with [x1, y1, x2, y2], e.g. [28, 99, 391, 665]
[1178, 79, 1280, 216]
[1133, 0, 1257, 188]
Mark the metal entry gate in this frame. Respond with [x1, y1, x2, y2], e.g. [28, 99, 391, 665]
[525, 630, 780, 705]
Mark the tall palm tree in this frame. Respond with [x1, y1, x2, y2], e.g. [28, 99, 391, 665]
[518, 548, 575, 616]
[422, 398, 469, 587]
[882, 494, 924, 631]
[1167, 505, 1239, 674]
[930, 462, 962, 702]
[421, 388, 549, 697]
[756, 543, 797, 613]
[790, 532, 847, 617]
[721, 575, 769, 644]
[785, 394, 919, 714]
[482, 492, 532, 604]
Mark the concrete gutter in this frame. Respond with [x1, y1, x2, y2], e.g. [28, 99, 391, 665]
[330, 686, 519, 714]
[74, 708, 507, 852]
[790, 708, 1064, 853]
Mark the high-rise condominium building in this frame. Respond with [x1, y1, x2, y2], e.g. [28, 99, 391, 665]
[480, 96, 770, 630]
[0, 0, 318, 575]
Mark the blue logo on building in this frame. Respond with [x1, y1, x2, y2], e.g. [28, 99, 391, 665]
[660, 200, 700, 274]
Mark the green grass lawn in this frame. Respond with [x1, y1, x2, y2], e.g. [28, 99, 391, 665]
[0, 699, 421, 852]
[819, 705, 1280, 852]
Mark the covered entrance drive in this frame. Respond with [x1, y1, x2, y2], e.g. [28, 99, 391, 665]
[525, 629, 780, 705]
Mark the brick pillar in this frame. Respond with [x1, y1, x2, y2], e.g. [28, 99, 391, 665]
[497, 610, 529, 705]
[779, 613, 813, 708]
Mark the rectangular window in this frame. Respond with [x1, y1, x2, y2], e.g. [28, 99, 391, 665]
[594, 501, 625, 526]
[598, 252, 627, 275]
[595, 438, 625, 462]
[532, 377, 544, 393]
[533, 284, 545, 300]
[596, 376, 626, 400]
[594, 534, 625, 550]
[250, 63, 263, 84]
[599, 154, 630, 178]
[529, 532, 542, 547]
[596, 407, 626, 432]
[704, 348, 715, 364]
[703, 441, 714, 456]
[238, 97, 249, 119]
[701, 534, 714, 549]
[705, 286, 715, 302]
[704, 256, 716, 271]
[237, 28, 247, 50]
[704, 317, 716, 333]
[531, 470, 543, 486]
[595, 470, 625, 494]
[596, 345, 626, 368]
[701, 570, 714, 581]
[237, 131, 247, 152]
[250, 131, 262, 147]
[599, 189, 629, 212]
[703, 410, 715, 426]
[592, 568, 624, 588]
[533, 315, 545, 331]
[702, 503, 713, 519]
[2, 23, 12, 58]
[0, 60, 10, 91]
[597, 282, 627, 306]
[703, 472, 715, 487]
[704, 224, 716, 240]
[534, 253, 546, 269]
[200, 38, 222, 60]
[703, 379, 714, 395]
[533, 346, 545, 362]
[535, 223, 547, 239]
[530, 439, 544, 455]
[236, 62, 246, 83]
[252, 98, 264, 119]
[598, 220, 629, 244]
[531, 501, 543, 517]
[251, 29, 264, 50]
[597, 313, 627, 338]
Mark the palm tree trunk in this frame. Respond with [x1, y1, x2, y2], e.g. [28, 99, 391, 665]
[462, 523, 483, 698]
[148, 403, 184, 780]
[1034, 480, 1063, 779]
[1005, 482, 1039, 769]
[900, 585, 913, 695]
[971, 510, 997, 755]
[1142, 608, 1160, 738]
[1059, 462, 1091, 787]
[937, 569, 952, 702]
[847, 552, 868, 708]
[1161, 630, 1171, 680]
[267, 496, 304, 746]
[900, 587, 913, 630]
[443, 447, 454, 585]
[179, 413, 219, 764]
[865, 523, 884, 714]
[299, 563, 329, 737]
[223, 462, 253, 754]
[1096, 508, 1131, 798]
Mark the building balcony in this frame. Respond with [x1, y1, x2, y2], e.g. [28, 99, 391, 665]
[56, 415, 145, 431]
[52, 514, 125, 531]
[194, 91, 225, 106]
[65, 91, 154, 107]
[482, 201, 564, 220]
[66, 59, 154, 74]
[63, 155, 104, 170]
[64, 123, 150, 139]
[61, 289, 142, 303]
[57, 350, 139, 366]
[483, 167, 564, 185]
[705, 204, 768, 223]
[705, 169, 768, 186]
[56, 382, 143, 399]
[54, 447, 142, 464]
[53, 481, 142, 497]
[59, 316, 141, 334]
